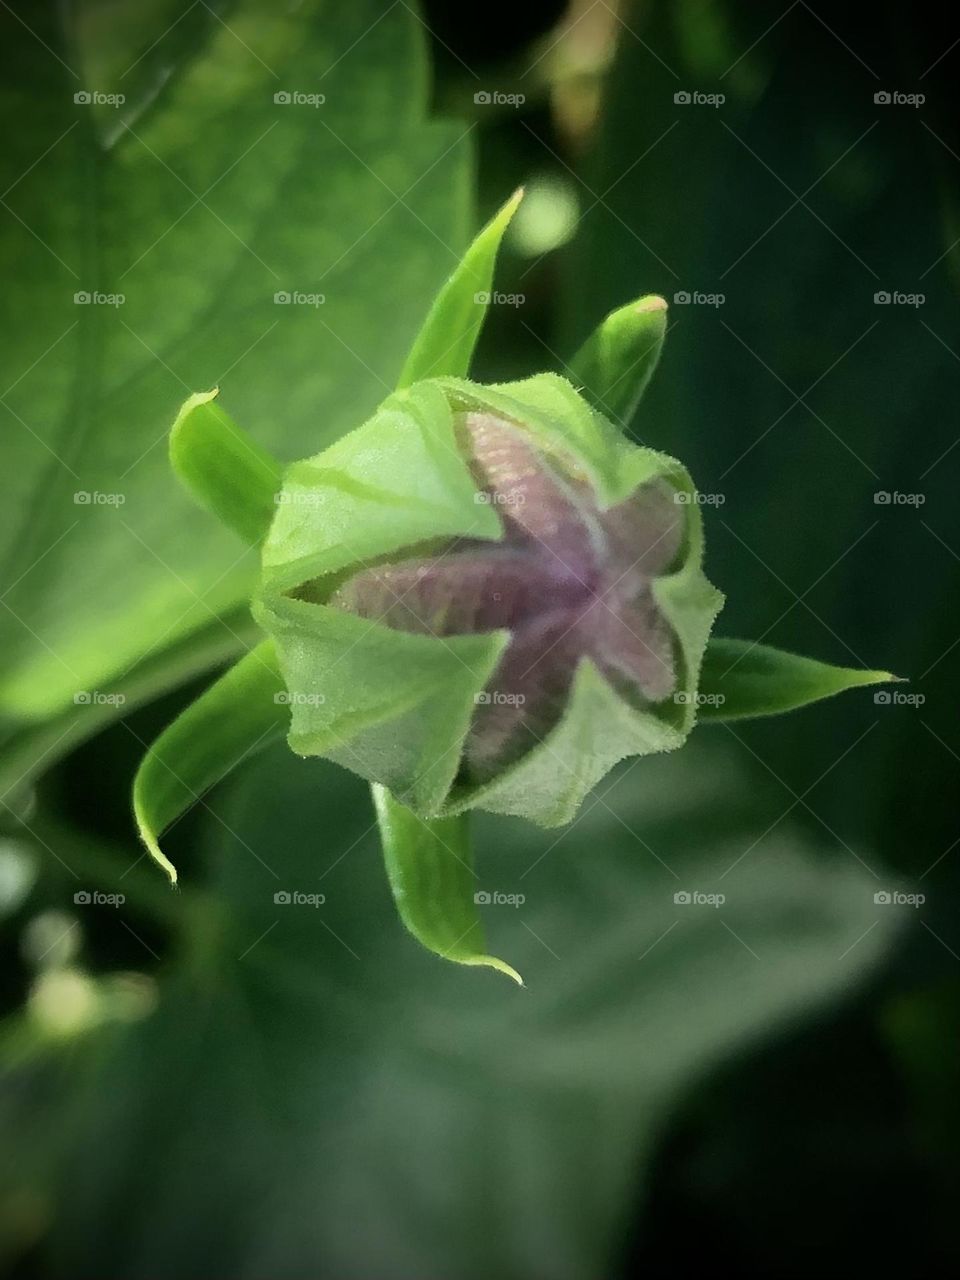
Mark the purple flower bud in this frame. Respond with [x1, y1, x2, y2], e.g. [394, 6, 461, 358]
[330, 412, 683, 779]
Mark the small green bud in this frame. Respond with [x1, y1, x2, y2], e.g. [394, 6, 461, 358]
[255, 373, 723, 826]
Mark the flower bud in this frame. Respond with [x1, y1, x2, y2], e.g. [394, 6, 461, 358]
[256, 374, 723, 826]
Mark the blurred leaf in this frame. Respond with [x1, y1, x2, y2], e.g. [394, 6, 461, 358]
[0, 603, 260, 807]
[0, 0, 471, 748]
[13, 739, 904, 1278]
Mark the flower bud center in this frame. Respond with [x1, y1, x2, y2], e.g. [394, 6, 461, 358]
[331, 411, 683, 777]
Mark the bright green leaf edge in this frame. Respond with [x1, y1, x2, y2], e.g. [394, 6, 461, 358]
[170, 389, 282, 546]
[133, 639, 288, 883]
[372, 783, 522, 984]
[569, 294, 668, 426]
[698, 638, 902, 721]
[396, 188, 524, 388]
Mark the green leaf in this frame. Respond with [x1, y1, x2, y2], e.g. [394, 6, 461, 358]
[396, 188, 524, 388]
[698, 638, 901, 722]
[25, 739, 904, 1278]
[169, 390, 282, 545]
[132, 639, 287, 883]
[0, 0, 471, 749]
[372, 784, 522, 984]
[568, 294, 668, 426]
[0, 603, 260, 808]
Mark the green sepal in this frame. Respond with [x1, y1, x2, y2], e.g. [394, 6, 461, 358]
[255, 593, 508, 814]
[569, 295, 668, 425]
[261, 380, 502, 596]
[396, 188, 524, 388]
[372, 785, 522, 984]
[697, 639, 901, 721]
[133, 639, 288, 883]
[170, 390, 282, 546]
[446, 658, 684, 826]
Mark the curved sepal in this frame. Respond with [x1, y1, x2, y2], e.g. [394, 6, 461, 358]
[372, 785, 522, 984]
[569, 295, 668, 425]
[170, 389, 282, 545]
[697, 638, 901, 721]
[133, 640, 288, 882]
[260, 380, 501, 595]
[396, 188, 523, 388]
